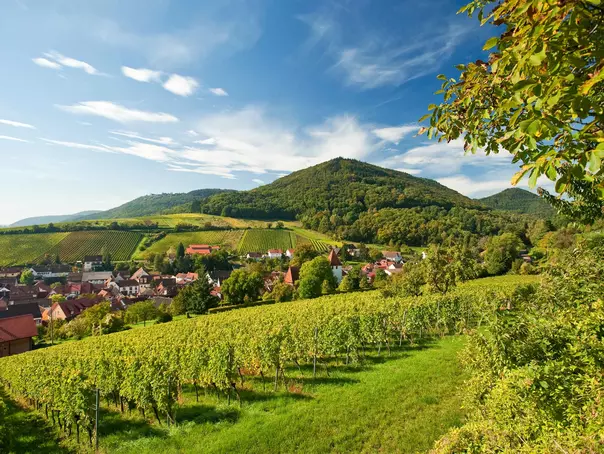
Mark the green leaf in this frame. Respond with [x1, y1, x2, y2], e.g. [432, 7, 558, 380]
[418, 113, 431, 123]
[528, 168, 539, 188]
[588, 153, 601, 173]
[540, 381, 549, 389]
[529, 45, 547, 67]
[546, 165, 557, 181]
[483, 36, 499, 51]
[436, 74, 447, 81]
[428, 104, 437, 111]
[586, 0, 601, 5]
[527, 120, 541, 136]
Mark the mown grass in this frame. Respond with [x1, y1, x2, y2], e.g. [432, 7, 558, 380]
[0, 389, 72, 454]
[98, 336, 467, 454]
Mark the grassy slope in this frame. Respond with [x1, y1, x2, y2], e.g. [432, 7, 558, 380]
[101, 336, 466, 454]
[0, 390, 71, 454]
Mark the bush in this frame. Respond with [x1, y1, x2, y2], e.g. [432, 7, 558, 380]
[155, 312, 173, 324]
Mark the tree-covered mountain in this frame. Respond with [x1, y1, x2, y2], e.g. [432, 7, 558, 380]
[479, 188, 555, 217]
[9, 211, 101, 227]
[82, 189, 232, 220]
[200, 158, 481, 221]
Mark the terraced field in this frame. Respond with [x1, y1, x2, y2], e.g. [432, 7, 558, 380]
[0, 233, 69, 266]
[41, 231, 142, 262]
[135, 230, 244, 259]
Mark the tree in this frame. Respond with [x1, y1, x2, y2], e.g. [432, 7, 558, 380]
[373, 269, 388, 288]
[276, 221, 284, 229]
[423, 246, 457, 295]
[221, 270, 264, 305]
[483, 233, 524, 275]
[125, 301, 159, 327]
[101, 247, 112, 271]
[153, 254, 165, 273]
[19, 269, 34, 285]
[173, 277, 219, 314]
[422, 0, 604, 220]
[369, 249, 383, 262]
[177, 242, 186, 259]
[54, 254, 61, 264]
[267, 282, 294, 303]
[346, 265, 362, 290]
[80, 302, 111, 335]
[338, 276, 354, 293]
[382, 263, 425, 297]
[298, 256, 337, 299]
[359, 273, 371, 290]
[291, 243, 319, 267]
[169, 296, 186, 316]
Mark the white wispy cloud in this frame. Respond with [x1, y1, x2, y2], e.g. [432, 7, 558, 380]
[163, 74, 199, 97]
[121, 66, 162, 83]
[372, 125, 417, 144]
[110, 130, 176, 145]
[0, 135, 29, 143]
[437, 175, 514, 197]
[209, 88, 228, 96]
[252, 179, 265, 185]
[37, 51, 105, 75]
[301, 10, 470, 89]
[194, 138, 217, 145]
[394, 167, 422, 175]
[32, 57, 61, 70]
[57, 101, 179, 123]
[167, 164, 237, 179]
[186, 130, 198, 137]
[41, 138, 113, 152]
[0, 119, 35, 129]
[381, 139, 512, 177]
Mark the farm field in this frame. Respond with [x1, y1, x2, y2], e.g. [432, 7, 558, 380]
[42, 231, 142, 263]
[134, 230, 244, 259]
[237, 229, 295, 254]
[0, 233, 68, 266]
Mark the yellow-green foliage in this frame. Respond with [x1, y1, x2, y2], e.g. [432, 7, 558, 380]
[237, 229, 296, 254]
[0, 233, 69, 266]
[0, 276, 527, 437]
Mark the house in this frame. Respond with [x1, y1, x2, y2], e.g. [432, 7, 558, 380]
[384, 268, 404, 277]
[284, 266, 300, 286]
[137, 274, 153, 291]
[175, 272, 198, 284]
[382, 251, 403, 263]
[0, 302, 43, 325]
[207, 270, 232, 287]
[47, 297, 104, 321]
[0, 267, 22, 279]
[245, 252, 263, 260]
[267, 249, 283, 259]
[83, 255, 103, 272]
[131, 267, 150, 281]
[349, 248, 361, 258]
[156, 278, 178, 297]
[285, 249, 295, 259]
[0, 314, 38, 357]
[67, 272, 83, 283]
[388, 263, 404, 270]
[263, 271, 283, 292]
[151, 296, 173, 309]
[328, 249, 343, 283]
[186, 244, 220, 256]
[82, 271, 113, 285]
[30, 264, 71, 279]
[117, 279, 140, 296]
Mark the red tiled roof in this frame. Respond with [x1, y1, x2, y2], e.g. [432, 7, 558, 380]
[328, 249, 342, 267]
[284, 266, 299, 285]
[186, 245, 220, 255]
[0, 314, 38, 342]
[268, 249, 283, 254]
[56, 297, 104, 320]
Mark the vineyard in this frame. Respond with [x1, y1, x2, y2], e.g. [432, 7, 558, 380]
[134, 230, 244, 259]
[39, 231, 142, 263]
[237, 229, 333, 254]
[0, 233, 69, 266]
[237, 229, 296, 254]
[0, 276, 532, 448]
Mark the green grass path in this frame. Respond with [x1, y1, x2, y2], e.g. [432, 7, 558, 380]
[104, 336, 467, 454]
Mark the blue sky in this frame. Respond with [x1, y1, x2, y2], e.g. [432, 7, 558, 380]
[1, 0, 533, 225]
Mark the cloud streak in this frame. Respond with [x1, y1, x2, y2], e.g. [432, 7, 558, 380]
[121, 66, 162, 83]
[162, 74, 199, 97]
[57, 101, 179, 124]
[34, 51, 106, 75]
[0, 119, 35, 129]
[209, 88, 228, 96]
[0, 135, 29, 143]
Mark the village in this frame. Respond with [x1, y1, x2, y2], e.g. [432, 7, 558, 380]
[0, 243, 410, 357]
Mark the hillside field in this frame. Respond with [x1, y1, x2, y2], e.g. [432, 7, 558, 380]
[134, 230, 244, 259]
[0, 231, 142, 265]
[0, 233, 68, 266]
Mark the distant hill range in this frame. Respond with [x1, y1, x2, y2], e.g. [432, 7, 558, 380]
[199, 158, 480, 220]
[9, 211, 101, 227]
[79, 189, 232, 220]
[478, 188, 555, 217]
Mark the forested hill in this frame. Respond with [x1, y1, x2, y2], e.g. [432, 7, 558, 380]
[200, 158, 480, 220]
[82, 189, 232, 220]
[479, 188, 555, 217]
[9, 211, 101, 227]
